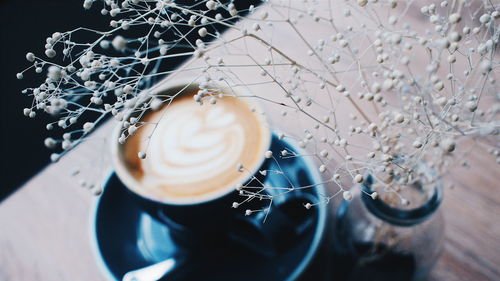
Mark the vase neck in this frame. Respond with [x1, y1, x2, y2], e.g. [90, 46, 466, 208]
[361, 174, 442, 227]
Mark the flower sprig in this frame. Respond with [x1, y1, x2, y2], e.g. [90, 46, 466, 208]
[19, 0, 499, 212]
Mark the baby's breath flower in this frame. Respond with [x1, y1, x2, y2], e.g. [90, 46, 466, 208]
[18, 0, 500, 210]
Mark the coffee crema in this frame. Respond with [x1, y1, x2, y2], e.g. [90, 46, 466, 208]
[122, 89, 270, 203]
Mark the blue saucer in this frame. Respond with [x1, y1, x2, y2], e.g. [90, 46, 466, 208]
[91, 136, 329, 281]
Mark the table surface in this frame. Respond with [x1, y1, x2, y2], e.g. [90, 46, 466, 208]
[1, 1, 499, 281]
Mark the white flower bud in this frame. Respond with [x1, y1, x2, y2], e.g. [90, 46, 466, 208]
[112, 36, 127, 51]
[123, 85, 134, 94]
[368, 123, 378, 132]
[206, 0, 216, 10]
[394, 113, 404, 123]
[26, 52, 35, 62]
[434, 80, 445, 91]
[264, 150, 273, 159]
[479, 14, 491, 24]
[83, 0, 93, 9]
[319, 165, 326, 173]
[50, 153, 60, 162]
[448, 13, 461, 24]
[466, 101, 477, 112]
[110, 8, 120, 17]
[435, 96, 447, 106]
[83, 122, 94, 132]
[357, 0, 367, 7]
[237, 163, 244, 172]
[45, 49, 56, 58]
[390, 34, 402, 45]
[61, 140, 72, 150]
[343, 191, 353, 201]
[448, 32, 461, 42]
[127, 125, 137, 135]
[319, 150, 328, 158]
[354, 174, 364, 183]
[480, 60, 492, 73]
[441, 138, 456, 152]
[413, 140, 423, 148]
[44, 137, 57, 149]
[198, 27, 208, 37]
[92, 187, 102, 196]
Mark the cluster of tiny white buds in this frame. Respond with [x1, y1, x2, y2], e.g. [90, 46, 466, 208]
[18, 0, 500, 209]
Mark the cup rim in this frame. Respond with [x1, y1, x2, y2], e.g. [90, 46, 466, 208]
[110, 78, 272, 206]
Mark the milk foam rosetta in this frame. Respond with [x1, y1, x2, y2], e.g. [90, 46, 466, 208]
[123, 93, 269, 202]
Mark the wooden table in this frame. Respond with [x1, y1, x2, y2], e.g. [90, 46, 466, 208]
[1, 1, 499, 280]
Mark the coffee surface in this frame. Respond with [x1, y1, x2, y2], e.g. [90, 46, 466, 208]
[123, 91, 269, 203]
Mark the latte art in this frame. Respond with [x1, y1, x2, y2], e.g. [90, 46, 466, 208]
[122, 91, 270, 203]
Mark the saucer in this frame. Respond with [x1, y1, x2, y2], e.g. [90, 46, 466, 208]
[91, 135, 329, 281]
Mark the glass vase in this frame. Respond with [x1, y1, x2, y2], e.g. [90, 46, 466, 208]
[331, 170, 444, 281]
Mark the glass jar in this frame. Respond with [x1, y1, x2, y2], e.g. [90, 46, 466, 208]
[331, 171, 444, 281]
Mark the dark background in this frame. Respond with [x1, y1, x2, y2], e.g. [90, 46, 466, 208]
[0, 0, 258, 201]
[0, 0, 111, 201]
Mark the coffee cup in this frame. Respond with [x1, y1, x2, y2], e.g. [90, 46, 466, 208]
[106, 79, 332, 281]
[111, 80, 306, 244]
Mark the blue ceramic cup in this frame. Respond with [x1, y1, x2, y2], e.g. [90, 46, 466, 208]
[99, 79, 331, 280]
[109, 81, 317, 253]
